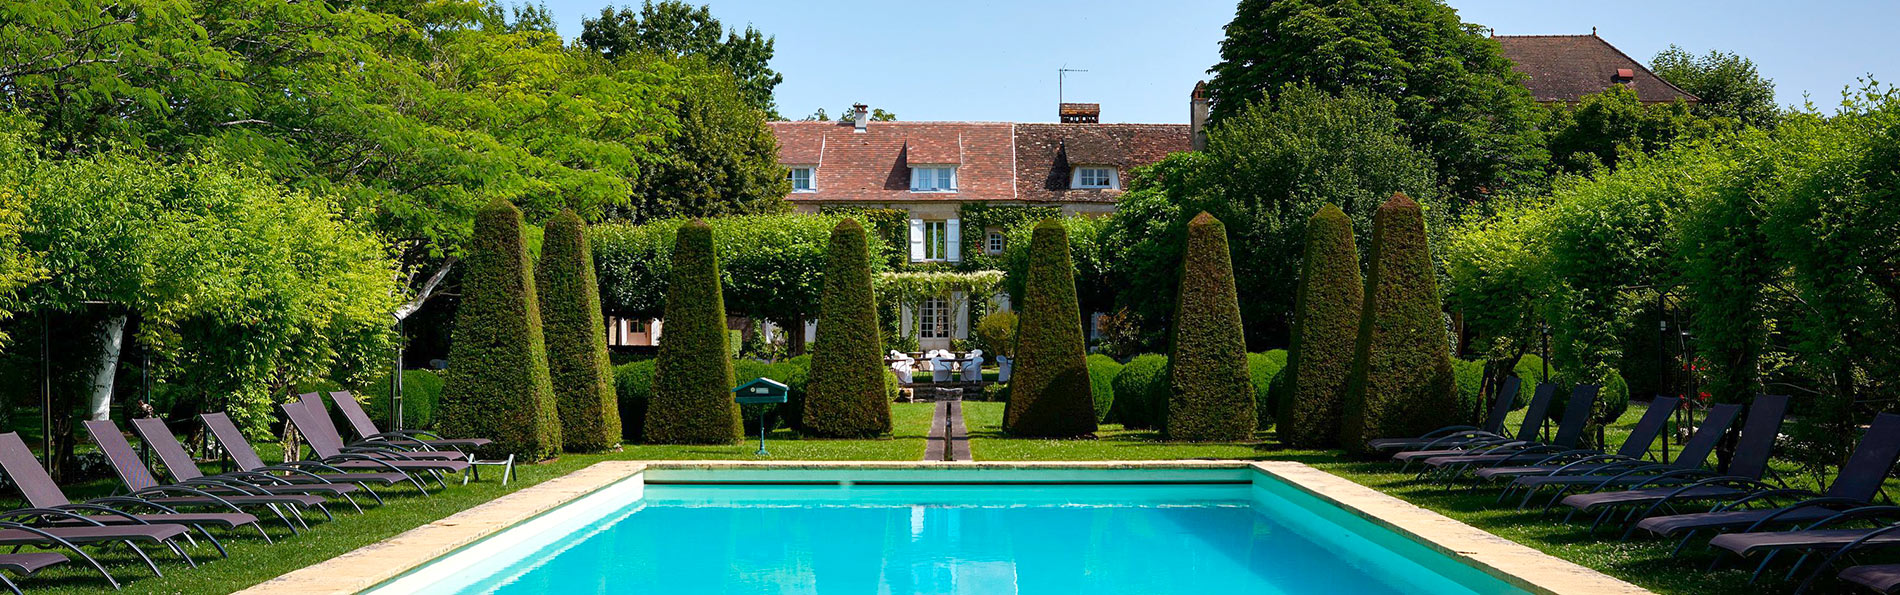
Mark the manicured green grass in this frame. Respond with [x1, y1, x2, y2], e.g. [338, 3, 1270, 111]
[13, 402, 936, 594]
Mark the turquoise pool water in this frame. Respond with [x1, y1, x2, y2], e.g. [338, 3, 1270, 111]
[398, 470, 1527, 594]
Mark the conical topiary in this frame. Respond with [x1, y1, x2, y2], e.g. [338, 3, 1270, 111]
[644, 220, 742, 444]
[537, 209, 621, 452]
[1166, 212, 1255, 441]
[803, 219, 892, 437]
[1278, 205, 1364, 448]
[438, 198, 562, 460]
[1003, 220, 1097, 437]
[1340, 193, 1458, 455]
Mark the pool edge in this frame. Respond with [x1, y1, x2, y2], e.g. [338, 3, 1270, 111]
[242, 460, 1652, 595]
[1250, 461, 1650, 595]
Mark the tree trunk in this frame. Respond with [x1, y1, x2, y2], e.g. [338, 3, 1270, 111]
[85, 315, 127, 422]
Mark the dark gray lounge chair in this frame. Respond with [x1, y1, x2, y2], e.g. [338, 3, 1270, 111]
[1841, 562, 1900, 594]
[1628, 413, 1900, 550]
[1500, 401, 1741, 509]
[281, 401, 471, 487]
[1554, 395, 1790, 532]
[202, 412, 423, 498]
[1473, 395, 1681, 485]
[0, 433, 209, 577]
[85, 419, 330, 533]
[297, 393, 464, 462]
[323, 390, 492, 452]
[1369, 376, 1522, 452]
[1390, 383, 1558, 470]
[130, 417, 366, 512]
[1416, 385, 1600, 479]
[0, 431, 262, 552]
[0, 552, 67, 594]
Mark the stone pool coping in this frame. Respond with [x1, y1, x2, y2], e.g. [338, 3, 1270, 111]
[239, 460, 1650, 595]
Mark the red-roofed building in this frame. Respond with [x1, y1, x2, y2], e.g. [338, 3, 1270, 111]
[1495, 33, 1697, 105]
[768, 102, 1194, 350]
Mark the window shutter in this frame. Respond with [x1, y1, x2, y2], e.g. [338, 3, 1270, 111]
[909, 219, 925, 262]
[908, 168, 920, 191]
[951, 292, 967, 338]
[946, 219, 961, 262]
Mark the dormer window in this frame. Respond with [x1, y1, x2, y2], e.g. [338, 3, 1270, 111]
[910, 166, 957, 192]
[788, 166, 815, 192]
[1072, 166, 1118, 189]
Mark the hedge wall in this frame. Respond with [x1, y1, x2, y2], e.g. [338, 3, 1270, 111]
[1278, 205, 1365, 448]
[1002, 220, 1098, 437]
[613, 360, 656, 443]
[361, 369, 445, 431]
[1340, 194, 1459, 454]
[438, 198, 562, 460]
[537, 210, 621, 452]
[1086, 354, 1122, 422]
[1248, 351, 1286, 430]
[644, 220, 743, 444]
[1166, 213, 1255, 441]
[1110, 354, 1169, 430]
[803, 219, 893, 437]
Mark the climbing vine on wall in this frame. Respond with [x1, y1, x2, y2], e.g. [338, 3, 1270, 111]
[957, 204, 1060, 271]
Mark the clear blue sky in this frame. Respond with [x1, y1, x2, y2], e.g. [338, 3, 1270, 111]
[537, 0, 1898, 123]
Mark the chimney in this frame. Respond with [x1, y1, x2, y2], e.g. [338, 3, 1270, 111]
[852, 103, 869, 133]
[1059, 103, 1100, 124]
[1189, 81, 1210, 151]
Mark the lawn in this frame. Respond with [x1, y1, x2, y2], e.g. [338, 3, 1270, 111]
[9, 399, 1847, 594]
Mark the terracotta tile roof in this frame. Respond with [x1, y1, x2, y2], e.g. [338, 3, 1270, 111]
[1013, 124, 1190, 203]
[1495, 34, 1697, 104]
[768, 121, 1190, 204]
[768, 121, 1015, 202]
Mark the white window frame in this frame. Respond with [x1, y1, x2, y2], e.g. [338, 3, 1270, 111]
[787, 166, 815, 192]
[1071, 166, 1118, 190]
[986, 230, 1005, 255]
[909, 218, 961, 263]
[909, 166, 957, 192]
[920, 296, 951, 339]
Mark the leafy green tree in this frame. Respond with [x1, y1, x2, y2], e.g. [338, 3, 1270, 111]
[1651, 45, 1780, 128]
[1166, 213, 1255, 441]
[1340, 194, 1457, 454]
[616, 56, 792, 223]
[1546, 86, 1726, 174]
[1278, 205, 1364, 447]
[1205, 0, 1548, 203]
[580, 1, 783, 114]
[644, 220, 742, 444]
[1003, 220, 1097, 437]
[803, 219, 892, 437]
[1001, 215, 1113, 318]
[1086, 354, 1123, 422]
[537, 210, 621, 452]
[1105, 84, 1437, 349]
[439, 199, 562, 460]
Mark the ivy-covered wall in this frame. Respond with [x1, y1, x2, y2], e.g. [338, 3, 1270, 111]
[957, 204, 1060, 272]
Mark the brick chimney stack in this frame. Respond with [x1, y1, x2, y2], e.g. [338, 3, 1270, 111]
[852, 103, 869, 133]
[1189, 81, 1210, 151]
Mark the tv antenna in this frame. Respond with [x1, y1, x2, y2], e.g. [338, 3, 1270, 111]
[1059, 67, 1089, 105]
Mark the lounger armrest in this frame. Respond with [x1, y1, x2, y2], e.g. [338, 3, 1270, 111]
[122, 486, 247, 514]
[1737, 498, 1870, 533]
[1798, 506, 1900, 532]
[1416, 425, 1482, 440]
[1617, 468, 1722, 491]
[53, 502, 165, 522]
[317, 453, 419, 477]
[262, 462, 351, 480]
[341, 445, 419, 459]
[0, 521, 97, 554]
[220, 471, 298, 486]
[1708, 487, 1820, 513]
[1416, 431, 1506, 451]
[178, 477, 270, 494]
[0, 508, 109, 526]
[1544, 454, 1637, 476]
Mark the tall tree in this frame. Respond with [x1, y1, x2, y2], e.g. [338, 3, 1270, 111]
[1166, 213, 1255, 441]
[644, 220, 742, 444]
[438, 198, 563, 461]
[537, 210, 621, 452]
[1004, 220, 1098, 437]
[1278, 205, 1364, 448]
[1545, 85, 1723, 174]
[1205, 0, 1547, 204]
[1340, 194, 1457, 455]
[1651, 45, 1780, 129]
[580, 1, 783, 114]
[617, 56, 791, 223]
[802, 219, 892, 437]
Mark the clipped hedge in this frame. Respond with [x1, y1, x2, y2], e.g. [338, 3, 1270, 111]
[1451, 358, 1487, 425]
[361, 369, 446, 431]
[1003, 220, 1097, 437]
[1279, 204, 1365, 448]
[644, 220, 743, 444]
[538, 209, 621, 452]
[802, 219, 892, 437]
[1340, 194, 1458, 455]
[1086, 354, 1122, 422]
[974, 310, 1018, 360]
[613, 360, 656, 443]
[1166, 213, 1255, 441]
[1110, 354, 1169, 430]
[1247, 351, 1286, 430]
[438, 198, 562, 460]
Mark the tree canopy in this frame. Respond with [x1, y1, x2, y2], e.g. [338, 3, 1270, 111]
[1651, 45, 1781, 129]
[580, 1, 783, 115]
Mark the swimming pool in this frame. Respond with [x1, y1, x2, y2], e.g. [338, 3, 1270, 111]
[359, 464, 1590, 595]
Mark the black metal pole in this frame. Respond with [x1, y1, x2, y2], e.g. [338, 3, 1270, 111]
[40, 312, 50, 460]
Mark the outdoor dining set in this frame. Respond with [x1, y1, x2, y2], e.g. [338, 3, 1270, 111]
[884, 350, 1009, 384]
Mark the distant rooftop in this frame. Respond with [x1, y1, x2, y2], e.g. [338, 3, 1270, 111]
[1495, 33, 1698, 105]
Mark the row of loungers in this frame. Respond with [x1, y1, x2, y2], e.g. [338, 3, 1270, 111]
[1371, 376, 1900, 593]
[0, 391, 494, 592]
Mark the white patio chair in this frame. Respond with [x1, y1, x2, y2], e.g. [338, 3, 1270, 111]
[930, 353, 953, 382]
[996, 355, 1012, 383]
[962, 349, 984, 381]
[890, 359, 914, 384]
